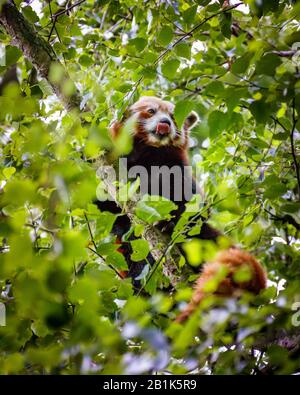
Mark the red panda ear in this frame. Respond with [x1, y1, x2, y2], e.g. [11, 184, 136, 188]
[183, 111, 199, 130]
[110, 121, 122, 139]
[110, 110, 130, 139]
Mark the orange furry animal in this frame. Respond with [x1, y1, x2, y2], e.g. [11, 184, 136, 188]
[176, 249, 267, 322]
[98, 96, 267, 305]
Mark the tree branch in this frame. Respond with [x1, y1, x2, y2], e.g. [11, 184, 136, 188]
[0, 0, 81, 110]
[52, 0, 86, 19]
[255, 328, 300, 353]
[290, 98, 300, 200]
[264, 209, 300, 231]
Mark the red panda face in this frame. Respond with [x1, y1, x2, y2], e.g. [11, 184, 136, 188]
[110, 96, 199, 147]
[128, 96, 177, 146]
[124, 96, 198, 147]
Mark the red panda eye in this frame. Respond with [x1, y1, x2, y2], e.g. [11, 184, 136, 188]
[148, 108, 156, 115]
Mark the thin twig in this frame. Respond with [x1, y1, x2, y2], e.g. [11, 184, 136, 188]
[84, 213, 123, 278]
[26, 205, 39, 250]
[290, 98, 300, 200]
[87, 246, 123, 279]
[137, 238, 173, 296]
[84, 212, 97, 251]
[99, 7, 108, 30]
[47, 2, 56, 42]
[52, 0, 86, 19]
[44, 0, 86, 31]
[25, 223, 57, 235]
[264, 208, 300, 231]
[162, 14, 187, 34]
[270, 115, 289, 133]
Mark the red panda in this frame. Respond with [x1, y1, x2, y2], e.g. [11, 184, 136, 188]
[99, 96, 267, 319]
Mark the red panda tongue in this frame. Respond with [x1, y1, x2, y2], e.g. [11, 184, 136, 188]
[156, 122, 170, 135]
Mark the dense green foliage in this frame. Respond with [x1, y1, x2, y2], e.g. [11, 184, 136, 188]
[0, 0, 300, 374]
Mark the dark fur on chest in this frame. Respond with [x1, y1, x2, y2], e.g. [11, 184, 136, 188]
[125, 138, 195, 206]
[126, 138, 188, 170]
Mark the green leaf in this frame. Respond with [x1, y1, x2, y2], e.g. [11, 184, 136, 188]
[220, 12, 232, 39]
[22, 6, 39, 23]
[208, 110, 228, 138]
[263, 183, 287, 199]
[231, 53, 253, 74]
[38, 79, 53, 96]
[106, 252, 128, 271]
[5, 45, 22, 67]
[248, 0, 279, 17]
[249, 100, 273, 124]
[130, 239, 150, 262]
[49, 62, 65, 83]
[174, 100, 194, 129]
[161, 59, 180, 79]
[134, 223, 144, 237]
[129, 37, 147, 51]
[3, 167, 16, 180]
[204, 81, 225, 97]
[95, 213, 116, 238]
[284, 31, 300, 46]
[255, 53, 281, 76]
[115, 118, 133, 155]
[135, 195, 177, 224]
[97, 242, 117, 255]
[157, 26, 173, 46]
[182, 5, 197, 24]
[4, 179, 36, 206]
[280, 202, 300, 214]
[79, 54, 94, 67]
[263, 0, 280, 13]
[123, 297, 149, 319]
[175, 42, 191, 59]
[233, 265, 253, 283]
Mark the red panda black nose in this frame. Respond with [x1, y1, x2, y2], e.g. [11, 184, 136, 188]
[160, 118, 171, 126]
[156, 118, 171, 136]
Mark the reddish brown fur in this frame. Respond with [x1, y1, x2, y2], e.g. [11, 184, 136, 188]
[110, 121, 122, 139]
[176, 248, 267, 323]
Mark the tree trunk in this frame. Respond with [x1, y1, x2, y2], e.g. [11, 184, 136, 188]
[0, 0, 81, 110]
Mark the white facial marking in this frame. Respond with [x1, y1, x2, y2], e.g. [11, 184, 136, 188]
[143, 110, 176, 144]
